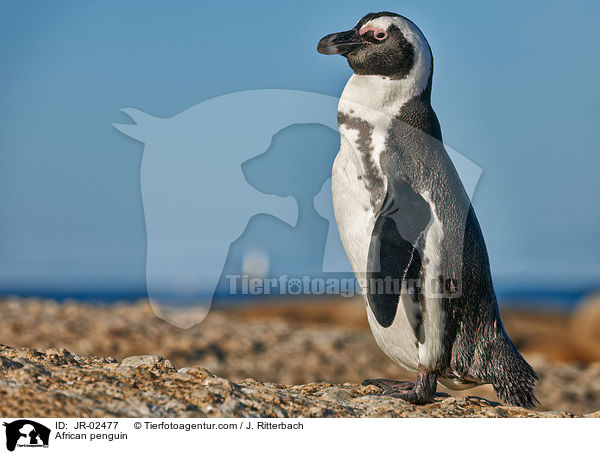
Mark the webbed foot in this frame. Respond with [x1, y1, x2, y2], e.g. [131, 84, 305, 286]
[363, 366, 437, 405]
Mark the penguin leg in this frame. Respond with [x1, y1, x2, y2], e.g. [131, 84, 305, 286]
[365, 366, 437, 405]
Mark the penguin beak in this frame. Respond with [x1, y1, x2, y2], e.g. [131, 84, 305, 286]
[317, 29, 363, 56]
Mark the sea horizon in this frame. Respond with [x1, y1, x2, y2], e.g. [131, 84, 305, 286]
[1, 282, 596, 311]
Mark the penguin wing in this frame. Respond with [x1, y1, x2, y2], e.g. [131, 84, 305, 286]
[366, 180, 431, 331]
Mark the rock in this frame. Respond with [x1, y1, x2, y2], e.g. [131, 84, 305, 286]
[570, 293, 600, 362]
[1, 298, 600, 415]
[45, 347, 80, 366]
[120, 355, 175, 371]
[0, 344, 596, 418]
[0, 356, 23, 370]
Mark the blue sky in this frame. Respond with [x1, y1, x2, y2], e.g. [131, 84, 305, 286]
[0, 0, 599, 297]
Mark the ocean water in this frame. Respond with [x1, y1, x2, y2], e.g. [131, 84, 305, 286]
[0, 283, 595, 312]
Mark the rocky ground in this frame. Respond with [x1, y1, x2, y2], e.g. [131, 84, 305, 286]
[1, 346, 596, 418]
[1, 296, 600, 417]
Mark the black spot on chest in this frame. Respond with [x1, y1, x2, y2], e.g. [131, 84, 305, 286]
[337, 111, 385, 209]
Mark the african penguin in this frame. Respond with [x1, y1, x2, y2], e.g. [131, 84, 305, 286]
[318, 12, 537, 407]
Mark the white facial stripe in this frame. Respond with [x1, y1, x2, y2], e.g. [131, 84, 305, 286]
[362, 16, 432, 96]
[358, 25, 386, 37]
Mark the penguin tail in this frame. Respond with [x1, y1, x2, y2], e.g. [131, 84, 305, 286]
[488, 332, 539, 409]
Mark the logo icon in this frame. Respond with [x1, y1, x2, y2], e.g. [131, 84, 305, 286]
[3, 420, 50, 452]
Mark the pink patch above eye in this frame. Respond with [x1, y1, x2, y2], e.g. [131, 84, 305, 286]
[359, 26, 387, 40]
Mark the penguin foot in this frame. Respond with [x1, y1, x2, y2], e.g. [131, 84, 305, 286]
[362, 378, 415, 392]
[363, 366, 437, 405]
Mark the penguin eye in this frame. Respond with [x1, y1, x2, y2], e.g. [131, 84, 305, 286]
[374, 32, 387, 41]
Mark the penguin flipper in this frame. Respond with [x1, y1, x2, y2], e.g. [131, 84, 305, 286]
[366, 180, 431, 330]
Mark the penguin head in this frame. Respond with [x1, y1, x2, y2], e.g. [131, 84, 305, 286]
[318, 12, 432, 84]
